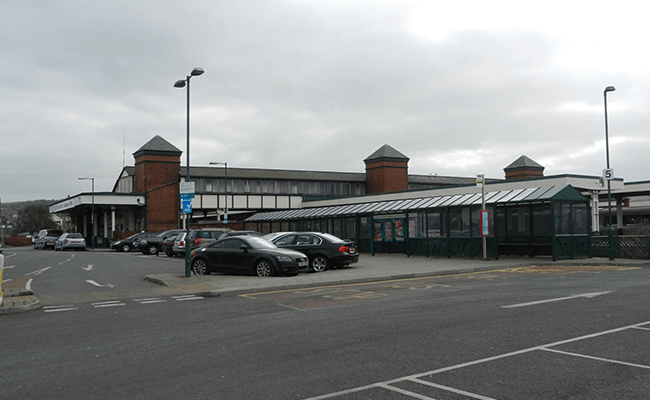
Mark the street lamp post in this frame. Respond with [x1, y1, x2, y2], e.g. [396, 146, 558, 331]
[175, 67, 204, 277]
[78, 177, 95, 249]
[603, 85, 616, 260]
[209, 162, 228, 225]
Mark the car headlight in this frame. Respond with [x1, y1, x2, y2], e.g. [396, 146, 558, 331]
[276, 255, 292, 262]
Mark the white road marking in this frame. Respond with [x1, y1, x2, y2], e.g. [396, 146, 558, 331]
[134, 298, 167, 304]
[25, 267, 51, 276]
[26, 278, 33, 291]
[172, 295, 203, 301]
[501, 291, 612, 308]
[86, 280, 104, 287]
[92, 300, 125, 308]
[43, 305, 78, 313]
[542, 347, 650, 370]
[83, 264, 95, 271]
[302, 320, 650, 400]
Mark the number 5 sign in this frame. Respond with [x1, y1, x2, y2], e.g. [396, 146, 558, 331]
[603, 168, 614, 181]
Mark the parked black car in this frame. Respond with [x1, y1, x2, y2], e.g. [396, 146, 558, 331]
[138, 229, 186, 255]
[190, 235, 309, 277]
[264, 232, 359, 272]
[110, 231, 159, 252]
[162, 234, 179, 257]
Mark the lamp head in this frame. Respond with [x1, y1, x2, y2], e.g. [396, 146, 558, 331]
[174, 79, 186, 88]
[604, 86, 616, 92]
[191, 67, 205, 76]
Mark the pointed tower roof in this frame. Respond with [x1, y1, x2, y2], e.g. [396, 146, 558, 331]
[504, 155, 544, 171]
[364, 144, 409, 164]
[133, 135, 182, 158]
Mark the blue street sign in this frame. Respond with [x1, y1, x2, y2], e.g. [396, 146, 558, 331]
[182, 198, 192, 214]
[180, 193, 195, 199]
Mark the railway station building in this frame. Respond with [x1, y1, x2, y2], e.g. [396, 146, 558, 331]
[50, 135, 650, 259]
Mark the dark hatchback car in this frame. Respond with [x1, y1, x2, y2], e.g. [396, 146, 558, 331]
[110, 231, 160, 252]
[138, 229, 185, 255]
[265, 232, 359, 272]
[162, 234, 179, 257]
[190, 235, 309, 277]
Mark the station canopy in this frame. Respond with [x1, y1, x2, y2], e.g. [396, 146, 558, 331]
[246, 185, 584, 222]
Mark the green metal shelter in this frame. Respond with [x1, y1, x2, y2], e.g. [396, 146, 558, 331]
[244, 185, 591, 260]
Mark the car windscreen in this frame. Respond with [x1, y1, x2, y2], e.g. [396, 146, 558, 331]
[67, 233, 83, 238]
[247, 236, 278, 250]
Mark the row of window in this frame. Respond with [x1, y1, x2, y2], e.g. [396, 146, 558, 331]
[244, 202, 589, 239]
[195, 178, 366, 196]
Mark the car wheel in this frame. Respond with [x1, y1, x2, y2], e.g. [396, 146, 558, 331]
[146, 245, 158, 255]
[311, 255, 328, 272]
[256, 260, 273, 277]
[191, 259, 208, 275]
[166, 251, 174, 257]
[121, 244, 130, 252]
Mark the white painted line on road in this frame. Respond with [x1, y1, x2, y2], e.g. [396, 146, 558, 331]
[3, 265, 15, 269]
[408, 378, 497, 400]
[542, 348, 650, 370]
[25, 267, 51, 276]
[92, 300, 125, 308]
[134, 298, 167, 304]
[58, 256, 73, 265]
[43, 305, 78, 313]
[303, 320, 650, 400]
[26, 278, 33, 291]
[86, 280, 104, 287]
[633, 326, 650, 331]
[83, 264, 95, 271]
[376, 383, 437, 400]
[501, 291, 612, 308]
[172, 295, 203, 301]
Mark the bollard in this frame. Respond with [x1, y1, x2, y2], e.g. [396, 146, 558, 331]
[0, 254, 4, 306]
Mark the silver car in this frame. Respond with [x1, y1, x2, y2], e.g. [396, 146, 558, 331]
[54, 233, 87, 251]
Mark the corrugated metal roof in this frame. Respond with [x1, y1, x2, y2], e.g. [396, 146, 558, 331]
[245, 186, 583, 222]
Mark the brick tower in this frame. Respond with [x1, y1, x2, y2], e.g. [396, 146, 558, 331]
[504, 155, 544, 180]
[133, 135, 182, 231]
[364, 144, 409, 194]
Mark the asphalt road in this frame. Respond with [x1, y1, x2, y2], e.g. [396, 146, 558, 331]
[1, 248, 649, 399]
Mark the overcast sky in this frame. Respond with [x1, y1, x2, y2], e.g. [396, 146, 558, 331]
[1, 0, 648, 203]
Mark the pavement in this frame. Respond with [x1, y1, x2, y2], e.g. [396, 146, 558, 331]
[2, 252, 649, 315]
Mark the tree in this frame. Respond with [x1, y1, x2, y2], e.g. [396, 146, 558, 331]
[13, 204, 57, 234]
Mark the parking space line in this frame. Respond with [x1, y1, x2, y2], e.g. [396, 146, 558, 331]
[376, 383, 437, 400]
[303, 320, 650, 400]
[541, 347, 650, 370]
[407, 378, 497, 400]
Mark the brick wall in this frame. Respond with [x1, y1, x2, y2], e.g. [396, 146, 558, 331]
[135, 154, 180, 232]
[365, 160, 408, 193]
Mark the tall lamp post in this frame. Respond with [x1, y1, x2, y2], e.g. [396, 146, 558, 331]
[78, 177, 95, 249]
[603, 85, 616, 260]
[209, 162, 228, 225]
[175, 67, 204, 277]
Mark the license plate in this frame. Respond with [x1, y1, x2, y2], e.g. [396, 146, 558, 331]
[298, 261, 308, 267]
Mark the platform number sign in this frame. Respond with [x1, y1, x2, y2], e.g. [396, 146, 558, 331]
[603, 168, 614, 181]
